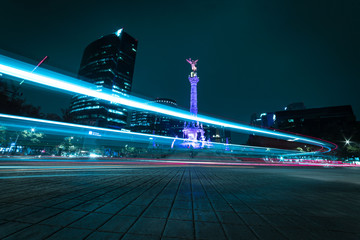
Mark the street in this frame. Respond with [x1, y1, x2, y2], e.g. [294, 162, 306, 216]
[0, 159, 359, 239]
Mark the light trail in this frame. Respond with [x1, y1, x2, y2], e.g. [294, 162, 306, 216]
[0, 54, 337, 154]
[0, 113, 299, 156]
[0, 173, 132, 179]
[31, 56, 48, 73]
[0, 159, 357, 172]
[19, 56, 48, 85]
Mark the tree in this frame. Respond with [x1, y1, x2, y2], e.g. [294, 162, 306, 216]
[345, 144, 360, 156]
[61, 108, 73, 122]
[58, 136, 82, 155]
[20, 129, 45, 145]
[44, 113, 62, 121]
[0, 126, 7, 146]
[0, 77, 42, 118]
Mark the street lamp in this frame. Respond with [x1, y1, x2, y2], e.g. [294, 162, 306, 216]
[344, 137, 351, 145]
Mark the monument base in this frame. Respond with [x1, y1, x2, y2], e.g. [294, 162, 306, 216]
[182, 121, 206, 149]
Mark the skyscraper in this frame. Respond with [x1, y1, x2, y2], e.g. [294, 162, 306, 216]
[69, 28, 137, 129]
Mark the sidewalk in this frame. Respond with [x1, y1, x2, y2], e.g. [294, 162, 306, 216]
[0, 164, 359, 239]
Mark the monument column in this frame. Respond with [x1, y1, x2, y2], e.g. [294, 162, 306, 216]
[183, 58, 205, 144]
[189, 75, 199, 116]
[186, 58, 199, 116]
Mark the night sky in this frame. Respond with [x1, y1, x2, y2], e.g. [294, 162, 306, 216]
[1, 0, 360, 124]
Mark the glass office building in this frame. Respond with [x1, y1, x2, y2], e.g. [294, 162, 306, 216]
[70, 28, 137, 129]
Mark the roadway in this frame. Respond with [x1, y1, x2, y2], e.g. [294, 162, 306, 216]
[0, 158, 359, 239]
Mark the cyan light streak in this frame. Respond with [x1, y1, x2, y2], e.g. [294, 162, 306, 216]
[0, 54, 337, 153]
[0, 113, 299, 156]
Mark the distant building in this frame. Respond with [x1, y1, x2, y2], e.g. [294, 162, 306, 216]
[248, 104, 359, 151]
[273, 105, 355, 134]
[69, 28, 137, 129]
[203, 125, 231, 143]
[284, 102, 306, 111]
[251, 112, 277, 128]
[130, 98, 183, 137]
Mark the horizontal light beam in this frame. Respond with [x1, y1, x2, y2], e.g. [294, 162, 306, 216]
[0, 54, 337, 153]
[0, 113, 299, 156]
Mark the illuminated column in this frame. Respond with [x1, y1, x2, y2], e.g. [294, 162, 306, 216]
[183, 58, 206, 146]
[186, 58, 199, 116]
[189, 73, 199, 116]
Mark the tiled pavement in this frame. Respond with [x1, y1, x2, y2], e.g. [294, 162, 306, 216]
[0, 165, 360, 239]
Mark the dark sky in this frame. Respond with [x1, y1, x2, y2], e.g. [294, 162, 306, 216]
[1, 0, 360, 123]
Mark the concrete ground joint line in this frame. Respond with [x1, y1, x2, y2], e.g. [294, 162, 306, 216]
[205, 169, 290, 240]
[0, 175, 130, 239]
[196, 168, 262, 240]
[42, 170, 163, 240]
[118, 168, 183, 240]
[159, 169, 186, 239]
[80, 169, 175, 239]
[9, 174, 120, 207]
[189, 168, 197, 240]
[193, 167, 229, 240]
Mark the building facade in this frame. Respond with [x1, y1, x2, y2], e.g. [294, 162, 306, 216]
[130, 98, 183, 137]
[203, 125, 231, 143]
[70, 28, 137, 129]
[248, 104, 359, 152]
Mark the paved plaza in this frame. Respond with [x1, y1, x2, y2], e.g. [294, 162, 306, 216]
[0, 160, 359, 239]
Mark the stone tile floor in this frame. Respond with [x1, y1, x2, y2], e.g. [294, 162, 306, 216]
[0, 164, 360, 239]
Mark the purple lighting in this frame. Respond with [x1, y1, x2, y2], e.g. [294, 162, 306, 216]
[183, 58, 205, 146]
[186, 58, 200, 116]
[189, 76, 199, 115]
